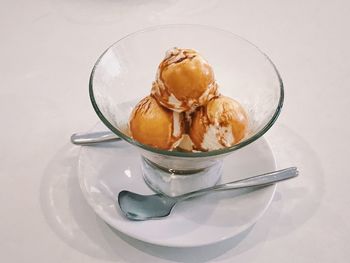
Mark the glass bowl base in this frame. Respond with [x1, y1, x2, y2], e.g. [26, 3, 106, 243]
[141, 157, 223, 197]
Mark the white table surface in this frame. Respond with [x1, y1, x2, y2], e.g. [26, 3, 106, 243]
[1, 0, 350, 262]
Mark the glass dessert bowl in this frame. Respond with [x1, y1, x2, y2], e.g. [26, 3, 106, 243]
[89, 25, 284, 197]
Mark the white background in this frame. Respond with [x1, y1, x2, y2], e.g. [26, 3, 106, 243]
[1, 0, 349, 262]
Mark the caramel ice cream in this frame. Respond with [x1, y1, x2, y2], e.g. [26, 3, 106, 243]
[151, 48, 218, 112]
[189, 96, 248, 151]
[129, 96, 184, 150]
[128, 47, 249, 152]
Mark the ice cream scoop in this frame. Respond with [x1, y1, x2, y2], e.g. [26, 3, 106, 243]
[151, 47, 218, 112]
[129, 96, 184, 150]
[189, 96, 248, 151]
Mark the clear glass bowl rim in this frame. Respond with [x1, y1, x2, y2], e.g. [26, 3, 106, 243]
[89, 24, 284, 158]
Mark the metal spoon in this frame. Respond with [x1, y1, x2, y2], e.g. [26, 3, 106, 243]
[118, 167, 299, 221]
[71, 131, 120, 145]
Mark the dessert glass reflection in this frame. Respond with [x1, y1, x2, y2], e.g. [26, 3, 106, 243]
[89, 25, 284, 197]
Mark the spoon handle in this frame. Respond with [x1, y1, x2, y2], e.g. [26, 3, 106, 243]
[178, 167, 298, 200]
[71, 131, 120, 145]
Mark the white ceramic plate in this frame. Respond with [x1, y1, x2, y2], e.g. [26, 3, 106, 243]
[78, 134, 276, 247]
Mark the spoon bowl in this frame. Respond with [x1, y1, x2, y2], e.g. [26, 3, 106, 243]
[118, 192, 177, 221]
